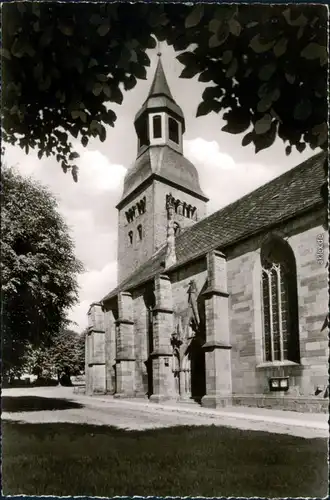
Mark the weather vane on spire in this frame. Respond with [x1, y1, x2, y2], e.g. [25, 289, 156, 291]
[157, 40, 162, 58]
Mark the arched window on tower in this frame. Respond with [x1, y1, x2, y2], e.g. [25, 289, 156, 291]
[137, 117, 149, 148]
[128, 230, 133, 245]
[168, 117, 179, 144]
[152, 115, 162, 139]
[261, 235, 300, 363]
[137, 224, 143, 241]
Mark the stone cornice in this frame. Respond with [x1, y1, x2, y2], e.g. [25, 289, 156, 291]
[152, 307, 173, 314]
[202, 287, 229, 298]
[116, 357, 136, 362]
[87, 328, 105, 334]
[150, 349, 173, 358]
[115, 318, 134, 326]
[202, 341, 232, 351]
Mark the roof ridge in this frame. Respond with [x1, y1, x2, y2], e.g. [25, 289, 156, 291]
[174, 151, 326, 242]
[102, 151, 325, 304]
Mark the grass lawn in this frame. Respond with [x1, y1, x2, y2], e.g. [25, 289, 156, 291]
[2, 421, 328, 497]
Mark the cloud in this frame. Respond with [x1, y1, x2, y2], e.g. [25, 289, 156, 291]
[184, 138, 279, 214]
[4, 144, 124, 331]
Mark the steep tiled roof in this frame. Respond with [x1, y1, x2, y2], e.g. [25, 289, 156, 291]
[134, 57, 185, 129]
[102, 152, 326, 304]
[147, 57, 174, 100]
[119, 145, 208, 204]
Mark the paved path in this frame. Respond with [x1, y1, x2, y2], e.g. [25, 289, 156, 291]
[2, 386, 328, 439]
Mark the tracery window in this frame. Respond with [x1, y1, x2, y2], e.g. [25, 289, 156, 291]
[261, 236, 300, 363]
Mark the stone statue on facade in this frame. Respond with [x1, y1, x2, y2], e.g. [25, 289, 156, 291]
[165, 193, 176, 268]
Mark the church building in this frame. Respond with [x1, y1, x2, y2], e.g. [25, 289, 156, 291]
[85, 56, 328, 412]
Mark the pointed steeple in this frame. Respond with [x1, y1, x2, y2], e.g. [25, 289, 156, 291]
[134, 54, 185, 134]
[147, 56, 174, 102]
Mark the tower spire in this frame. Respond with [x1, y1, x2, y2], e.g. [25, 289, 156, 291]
[157, 40, 162, 58]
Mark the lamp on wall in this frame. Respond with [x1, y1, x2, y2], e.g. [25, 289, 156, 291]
[269, 377, 289, 392]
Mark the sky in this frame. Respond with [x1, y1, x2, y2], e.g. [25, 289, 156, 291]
[4, 42, 316, 332]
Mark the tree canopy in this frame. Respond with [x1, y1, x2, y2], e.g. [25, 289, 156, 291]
[2, 3, 327, 180]
[23, 328, 86, 381]
[1, 166, 84, 379]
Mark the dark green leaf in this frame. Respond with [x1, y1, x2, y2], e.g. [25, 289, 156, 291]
[250, 34, 275, 53]
[88, 58, 98, 68]
[99, 125, 106, 142]
[103, 84, 111, 98]
[92, 82, 103, 96]
[123, 75, 136, 91]
[208, 19, 221, 34]
[222, 51, 233, 65]
[180, 65, 200, 79]
[254, 114, 272, 134]
[90, 13, 103, 25]
[294, 99, 312, 121]
[229, 19, 241, 37]
[226, 58, 238, 78]
[185, 5, 205, 29]
[301, 43, 326, 61]
[273, 37, 288, 57]
[81, 136, 89, 147]
[58, 22, 74, 36]
[285, 73, 295, 84]
[258, 63, 276, 81]
[69, 152, 80, 160]
[97, 23, 110, 36]
[285, 145, 292, 155]
[242, 132, 254, 147]
[196, 100, 214, 118]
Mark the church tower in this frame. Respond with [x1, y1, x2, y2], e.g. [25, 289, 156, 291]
[117, 55, 208, 283]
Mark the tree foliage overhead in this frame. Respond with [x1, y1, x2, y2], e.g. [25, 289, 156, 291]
[1, 167, 84, 378]
[158, 4, 328, 155]
[2, 3, 327, 179]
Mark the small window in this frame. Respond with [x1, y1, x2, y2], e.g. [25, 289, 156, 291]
[153, 115, 162, 139]
[137, 224, 143, 241]
[174, 222, 181, 236]
[169, 117, 179, 144]
[137, 118, 149, 148]
[128, 231, 133, 245]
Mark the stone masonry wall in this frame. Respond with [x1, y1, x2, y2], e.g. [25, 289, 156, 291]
[132, 289, 149, 396]
[117, 183, 154, 283]
[227, 208, 328, 401]
[153, 180, 207, 254]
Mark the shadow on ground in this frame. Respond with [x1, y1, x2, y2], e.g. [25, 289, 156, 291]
[2, 396, 83, 412]
[2, 421, 328, 497]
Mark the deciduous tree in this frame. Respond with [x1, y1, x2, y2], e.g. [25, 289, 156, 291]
[1, 167, 84, 379]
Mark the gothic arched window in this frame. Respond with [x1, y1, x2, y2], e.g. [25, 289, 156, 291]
[128, 230, 133, 245]
[169, 117, 179, 144]
[137, 117, 149, 148]
[137, 224, 143, 241]
[261, 236, 300, 363]
[152, 115, 162, 139]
